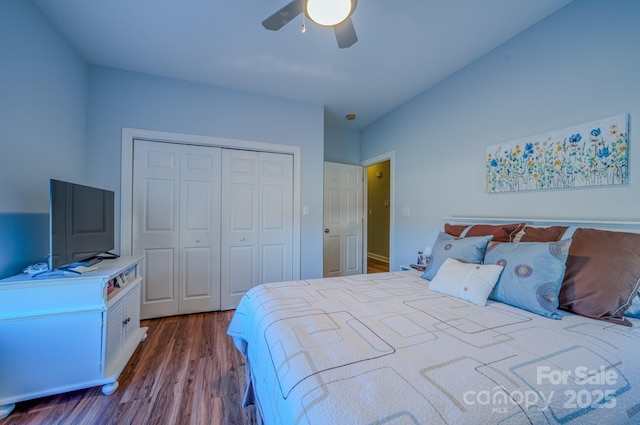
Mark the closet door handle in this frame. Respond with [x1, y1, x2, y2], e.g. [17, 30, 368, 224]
[324, 228, 330, 233]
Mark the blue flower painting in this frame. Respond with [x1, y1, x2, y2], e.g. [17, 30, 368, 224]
[486, 114, 629, 192]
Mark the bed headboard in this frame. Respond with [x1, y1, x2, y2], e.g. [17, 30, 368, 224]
[441, 216, 640, 234]
[437, 216, 640, 326]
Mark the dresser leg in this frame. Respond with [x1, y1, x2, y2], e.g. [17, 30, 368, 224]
[101, 381, 119, 395]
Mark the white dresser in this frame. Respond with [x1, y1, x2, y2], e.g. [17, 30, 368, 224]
[0, 256, 147, 418]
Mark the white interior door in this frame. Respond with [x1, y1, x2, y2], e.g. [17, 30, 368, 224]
[133, 140, 221, 319]
[323, 162, 363, 277]
[220, 150, 293, 310]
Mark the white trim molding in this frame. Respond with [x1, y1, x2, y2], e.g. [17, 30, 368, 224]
[361, 151, 395, 272]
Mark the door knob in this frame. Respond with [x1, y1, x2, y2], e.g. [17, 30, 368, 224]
[195, 238, 201, 243]
[324, 228, 330, 233]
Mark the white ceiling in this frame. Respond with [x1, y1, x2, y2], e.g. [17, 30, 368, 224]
[32, 0, 573, 129]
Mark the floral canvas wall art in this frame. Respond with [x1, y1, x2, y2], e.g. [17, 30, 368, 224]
[486, 114, 629, 193]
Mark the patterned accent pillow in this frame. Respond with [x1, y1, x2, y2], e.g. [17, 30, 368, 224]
[485, 239, 572, 319]
[429, 258, 504, 306]
[422, 232, 493, 281]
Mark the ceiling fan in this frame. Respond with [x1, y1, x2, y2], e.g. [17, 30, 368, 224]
[262, 0, 358, 48]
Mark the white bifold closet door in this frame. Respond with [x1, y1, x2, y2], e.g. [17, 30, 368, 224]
[132, 140, 293, 318]
[220, 150, 293, 310]
[133, 141, 222, 319]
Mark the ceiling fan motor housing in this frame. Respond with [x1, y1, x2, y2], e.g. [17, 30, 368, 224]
[262, 0, 358, 48]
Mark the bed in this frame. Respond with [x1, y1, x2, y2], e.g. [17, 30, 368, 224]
[227, 220, 640, 424]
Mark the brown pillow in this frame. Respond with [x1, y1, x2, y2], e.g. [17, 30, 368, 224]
[444, 223, 469, 237]
[520, 226, 568, 242]
[559, 228, 640, 326]
[464, 223, 526, 242]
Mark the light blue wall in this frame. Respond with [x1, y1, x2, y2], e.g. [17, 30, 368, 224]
[324, 125, 360, 165]
[0, 0, 88, 278]
[361, 0, 640, 271]
[87, 66, 325, 278]
[0, 2, 325, 279]
[6, 0, 637, 279]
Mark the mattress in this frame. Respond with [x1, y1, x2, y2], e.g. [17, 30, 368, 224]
[227, 270, 640, 424]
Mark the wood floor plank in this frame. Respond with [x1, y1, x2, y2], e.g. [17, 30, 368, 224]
[0, 311, 256, 425]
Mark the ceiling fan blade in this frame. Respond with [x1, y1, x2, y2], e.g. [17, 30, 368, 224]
[262, 0, 304, 31]
[333, 17, 358, 48]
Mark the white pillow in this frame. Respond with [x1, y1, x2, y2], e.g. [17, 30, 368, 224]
[428, 258, 504, 306]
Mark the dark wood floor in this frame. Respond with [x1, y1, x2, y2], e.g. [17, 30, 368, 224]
[0, 311, 256, 425]
[367, 257, 389, 273]
[2, 263, 391, 425]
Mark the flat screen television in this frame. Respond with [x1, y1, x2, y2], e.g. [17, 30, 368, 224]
[49, 179, 115, 270]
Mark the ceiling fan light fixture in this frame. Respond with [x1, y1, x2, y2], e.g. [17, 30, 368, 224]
[306, 0, 352, 27]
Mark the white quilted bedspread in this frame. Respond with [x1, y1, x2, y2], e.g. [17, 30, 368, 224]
[228, 271, 640, 425]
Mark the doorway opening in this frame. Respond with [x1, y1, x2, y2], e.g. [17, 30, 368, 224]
[364, 158, 392, 274]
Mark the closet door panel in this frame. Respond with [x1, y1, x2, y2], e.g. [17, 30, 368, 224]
[134, 141, 221, 318]
[262, 185, 285, 230]
[133, 141, 180, 319]
[262, 245, 285, 283]
[134, 142, 294, 313]
[229, 183, 256, 232]
[183, 247, 212, 297]
[144, 179, 176, 232]
[143, 248, 176, 302]
[179, 145, 221, 314]
[229, 246, 255, 293]
[221, 151, 260, 310]
[221, 151, 293, 309]
[260, 153, 293, 286]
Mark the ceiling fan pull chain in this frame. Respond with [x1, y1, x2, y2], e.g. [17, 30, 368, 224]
[301, 12, 306, 33]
